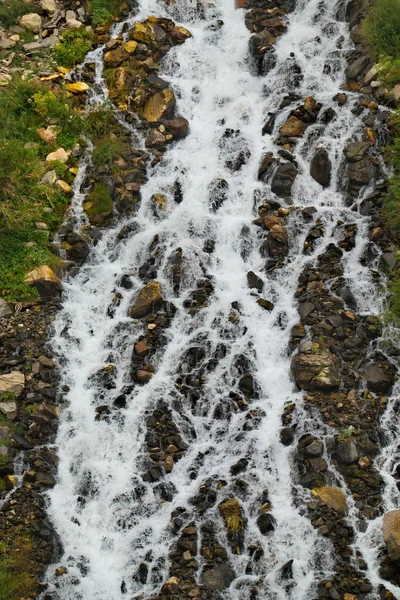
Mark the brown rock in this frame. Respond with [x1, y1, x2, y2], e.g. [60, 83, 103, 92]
[136, 369, 153, 384]
[104, 48, 129, 67]
[279, 116, 306, 137]
[383, 510, 400, 561]
[264, 214, 283, 229]
[129, 281, 164, 318]
[291, 352, 340, 390]
[134, 340, 150, 357]
[0, 371, 25, 397]
[65, 82, 90, 94]
[171, 26, 192, 44]
[163, 116, 189, 139]
[143, 89, 176, 122]
[311, 485, 348, 515]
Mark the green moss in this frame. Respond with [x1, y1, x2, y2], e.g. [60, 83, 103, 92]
[53, 29, 93, 68]
[0, 0, 33, 28]
[337, 428, 354, 443]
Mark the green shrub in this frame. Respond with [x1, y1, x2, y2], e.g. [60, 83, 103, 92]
[0, 0, 33, 28]
[53, 29, 93, 68]
[362, 0, 400, 59]
[83, 103, 115, 139]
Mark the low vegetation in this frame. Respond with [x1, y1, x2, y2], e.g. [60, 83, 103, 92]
[53, 29, 93, 68]
[90, 0, 127, 26]
[362, 0, 400, 87]
[0, 0, 33, 28]
[0, 77, 82, 301]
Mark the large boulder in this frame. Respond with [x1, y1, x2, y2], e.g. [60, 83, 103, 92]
[383, 510, 400, 561]
[271, 162, 298, 198]
[311, 486, 348, 515]
[310, 148, 331, 187]
[129, 281, 164, 318]
[25, 266, 62, 297]
[291, 352, 340, 390]
[345, 55, 370, 80]
[143, 89, 176, 123]
[266, 225, 288, 259]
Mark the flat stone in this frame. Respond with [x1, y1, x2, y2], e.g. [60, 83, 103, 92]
[129, 281, 164, 319]
[0, 38, 16, 49]
[23, 42, 42, 52]
[383, 510, 400, 561]
[201, 563, 235, 590]
[55, 179, 72, 194]
[311, 485, 348, 515]
[66, 17, 82, 30]
[345, 55, 370, 80]
[0, 371, 25, 397]
[65, 82, 89, 93]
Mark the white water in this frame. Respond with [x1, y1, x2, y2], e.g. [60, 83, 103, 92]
[44, 0, 400, 598]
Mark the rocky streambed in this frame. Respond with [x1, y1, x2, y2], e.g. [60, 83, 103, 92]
[1, 0, 400, 598]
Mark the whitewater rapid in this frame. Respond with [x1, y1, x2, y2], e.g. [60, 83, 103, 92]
[43, 0, 400, 598]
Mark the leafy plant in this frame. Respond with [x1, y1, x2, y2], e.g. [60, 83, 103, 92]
[53, 29, 93, 68]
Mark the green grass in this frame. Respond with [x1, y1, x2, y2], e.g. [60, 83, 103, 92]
[362, 0, 400, 87]
[362, 0, 400, 59]
[92, 135, 125, 166]
[53, 29, 93, 68]
[0, 0, 33, 28]
[0, 534, 37, 600]
[84, 183, 113, 218]
[90, 0, 126, 26]
[0, 77, 83, 300]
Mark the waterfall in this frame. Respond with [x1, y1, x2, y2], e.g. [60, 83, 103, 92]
[43, 0, 400, 598]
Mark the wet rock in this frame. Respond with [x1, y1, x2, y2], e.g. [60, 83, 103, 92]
[163, 116, 189, 139]
[266, 225, 289, 259]
[291, 352, 340, 390]
[257, 512, 275, 534]
[257, 298, 274, 311]
[346, 56, 370, 80]
[311, 485, 348, 515]
[280, 427, 294, 446]
[219, 498, 244, 551]
[208, 178, 228, 211]
[383, 510, 400, 561]
[344, 141, 370, 162]
[247, 271, 263, 292]
[171, 25, 192, 44]
[305, 440, 323, 457]
[239, 373, 255, 397]
[335, 439, 358, 464]
[362, 361, 396, 394]
[271, 162, 297, 198]
[143, 89, 176, 123]
[25, 266, 62, 298]
[0, 298, 12, 318]
[279, 116, 306, 137]
[201, 563, 235, 590]
[129, 282, 164, 319]
[310, 148, 331, 187]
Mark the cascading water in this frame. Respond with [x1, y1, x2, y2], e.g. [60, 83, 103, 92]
[42, 0, 400, 598]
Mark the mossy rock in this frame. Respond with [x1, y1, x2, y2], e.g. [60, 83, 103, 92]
[83, 183, 113, 225]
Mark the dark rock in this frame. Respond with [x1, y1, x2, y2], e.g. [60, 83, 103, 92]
[247, 271, 263, 292]
[257, 512, 275, 534]
[201, 563, 235, 590]
[271, 162, 298, 198]
[362, 361, 396, 394]
[310, 148, 331, 187]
